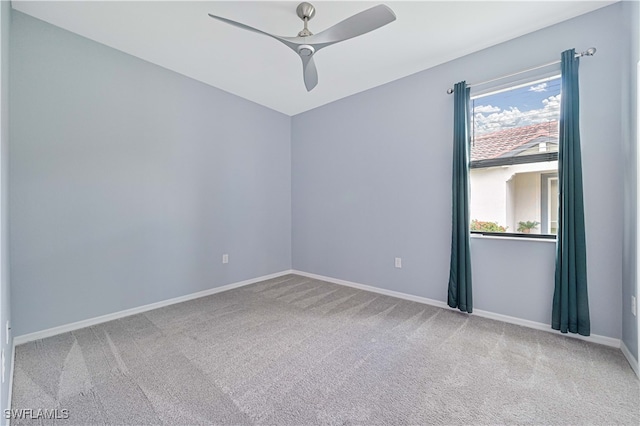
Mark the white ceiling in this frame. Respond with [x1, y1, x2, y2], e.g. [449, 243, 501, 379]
[12, 0, 614, 116]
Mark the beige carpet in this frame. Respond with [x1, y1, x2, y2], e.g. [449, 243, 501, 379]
[11, 274, 640, 425]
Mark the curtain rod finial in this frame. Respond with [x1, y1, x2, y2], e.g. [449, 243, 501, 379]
[584, 47, 596, 56]
[447, 88, 454, 94]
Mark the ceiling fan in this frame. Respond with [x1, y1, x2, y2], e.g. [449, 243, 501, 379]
[208, 2, 396, 91]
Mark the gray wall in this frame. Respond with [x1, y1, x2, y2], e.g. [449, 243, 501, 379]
[7, 1, 634, 347]
[621, 0, 639, 360]
[10, 11, 292, 336]
[0, 0, 11, 417]
[292, 3, 626, 339]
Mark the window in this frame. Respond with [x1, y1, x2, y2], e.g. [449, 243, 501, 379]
[469, 76, 560, 237]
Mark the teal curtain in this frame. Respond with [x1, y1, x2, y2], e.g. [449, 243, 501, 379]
[447, 81, 472, 313]
[552, 49, 590, 336]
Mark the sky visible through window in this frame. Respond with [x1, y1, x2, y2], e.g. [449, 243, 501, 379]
[472, 76, 561, 136]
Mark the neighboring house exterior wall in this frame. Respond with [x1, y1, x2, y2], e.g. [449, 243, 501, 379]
[514, 171, 540, 230]
[470, 167, 512, 227]
[470, 161, 557, 233]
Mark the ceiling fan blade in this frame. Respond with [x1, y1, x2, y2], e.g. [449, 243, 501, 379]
[208, 13, 299, 51]
[307, 5, 396, 50]
[301, 55, 318, 91]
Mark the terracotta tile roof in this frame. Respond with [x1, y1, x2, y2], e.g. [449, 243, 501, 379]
[471, 120, 559, 161]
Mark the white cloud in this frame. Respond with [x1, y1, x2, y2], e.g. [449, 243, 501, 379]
[473, 104, 501, 113]
[528, 83, 548, 92]
[473, 94, 560, 135]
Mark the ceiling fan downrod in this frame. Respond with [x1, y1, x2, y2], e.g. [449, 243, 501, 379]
[296, 2, 315, 37]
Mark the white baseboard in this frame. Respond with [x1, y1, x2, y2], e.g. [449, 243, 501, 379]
[11, 267, 625, 351]
[472, 307, 620, 348]
[621, 340, 640, 378]
[13, 270, 294, 346]
[6, 341, 14, 426]
[292, 270, 450, 310]
[6, 267, 634, 418]
[292, 270, 621, 349]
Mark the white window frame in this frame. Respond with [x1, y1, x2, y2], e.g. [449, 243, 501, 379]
[469, 74, 561, 239]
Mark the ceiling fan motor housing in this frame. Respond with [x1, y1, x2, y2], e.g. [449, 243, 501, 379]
[297, 45, 315, 57]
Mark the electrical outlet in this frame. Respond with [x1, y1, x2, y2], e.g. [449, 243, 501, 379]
[632, 295, 637, 317]
[394, 257, 402, 268]
[222, 254, 229, 264]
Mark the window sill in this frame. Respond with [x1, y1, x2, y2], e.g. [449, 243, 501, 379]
[470, 233, 557, 243]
